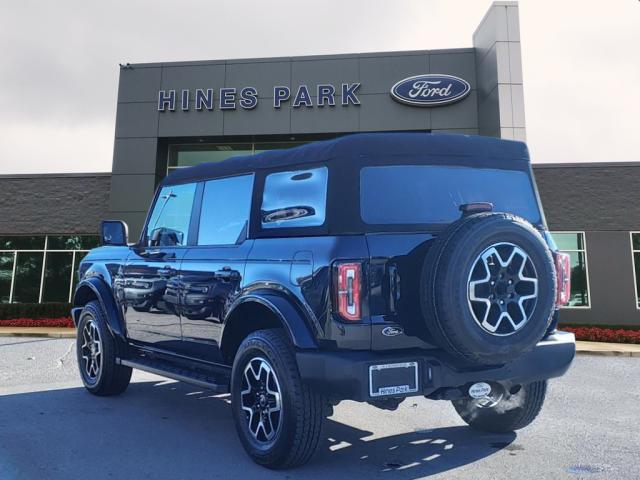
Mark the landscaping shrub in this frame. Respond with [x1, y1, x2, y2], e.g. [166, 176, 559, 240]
[562, 326, 640, 344]
[0, 303, 71, 320]
[1, 304, 638, 341]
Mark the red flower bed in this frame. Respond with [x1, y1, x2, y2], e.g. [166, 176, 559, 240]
[2, 317, 638, 344]
[0, 317, 74, 328]
[562, 326, 640, 344]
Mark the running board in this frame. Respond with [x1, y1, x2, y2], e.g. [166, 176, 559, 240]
[120, 358, 229, 393]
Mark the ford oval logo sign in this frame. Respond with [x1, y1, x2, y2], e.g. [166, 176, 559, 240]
[381, 326, 403, 337]
[390, 74, 471, 107]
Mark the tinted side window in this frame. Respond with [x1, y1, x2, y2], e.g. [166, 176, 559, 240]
[360, 165, 541, 225]
[261, 167, 328, 229]
[146, 183, 197, 246]
[198, 174, 254, 245]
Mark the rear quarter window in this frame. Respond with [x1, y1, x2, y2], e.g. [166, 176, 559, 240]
[360, 165, 541, 225]
[261, 167, 328, 229]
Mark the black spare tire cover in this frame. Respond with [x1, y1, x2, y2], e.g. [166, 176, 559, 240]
[420, 212, 556, 366]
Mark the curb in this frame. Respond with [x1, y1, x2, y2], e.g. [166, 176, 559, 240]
[576, 349, 639, 358]
[0, 329, 76, 339]
[0, 332, 76, 339]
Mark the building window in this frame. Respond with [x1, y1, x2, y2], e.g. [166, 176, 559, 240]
[631, 233, 640, 309]
[550, 232, 590, 308]
[167, 141, 307, 175]
[0, 235, 99, 304]
[0, 253, 14, 303]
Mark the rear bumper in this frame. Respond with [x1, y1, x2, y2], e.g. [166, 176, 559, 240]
[296, 331, 575, 402]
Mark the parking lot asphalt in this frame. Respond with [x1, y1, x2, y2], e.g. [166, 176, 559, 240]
[0, 337, 639, 480]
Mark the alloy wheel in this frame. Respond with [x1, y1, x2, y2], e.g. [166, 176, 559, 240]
[467, 242, 538, 336]
[240, 357, 283, 444]
[80, 317, 103, 382]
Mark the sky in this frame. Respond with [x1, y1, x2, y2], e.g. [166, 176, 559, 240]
[0, 0, 638, 174]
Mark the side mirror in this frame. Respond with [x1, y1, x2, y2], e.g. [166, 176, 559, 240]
[101, 220, 129, 246]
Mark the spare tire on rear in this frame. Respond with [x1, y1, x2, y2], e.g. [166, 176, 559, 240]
[420, 212, 556, 366]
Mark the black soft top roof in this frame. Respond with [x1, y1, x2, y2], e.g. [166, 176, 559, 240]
[161, 132, 530, 186]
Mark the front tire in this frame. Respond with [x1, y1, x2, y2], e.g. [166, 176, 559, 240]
[231, 329, 327, 469]
[76, 301, 132, 396]
[452, 380, 547, 433]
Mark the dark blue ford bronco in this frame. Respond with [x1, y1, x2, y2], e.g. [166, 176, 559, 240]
[72, 133, 575, 468]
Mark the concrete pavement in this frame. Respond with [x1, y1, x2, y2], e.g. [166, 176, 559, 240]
[0, 337, 639, 479]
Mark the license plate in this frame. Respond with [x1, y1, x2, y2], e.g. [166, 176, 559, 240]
[369, 361, 419, 397]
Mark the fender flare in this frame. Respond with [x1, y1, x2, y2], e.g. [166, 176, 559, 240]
[72, 277, 127, 344]
[222, 292, 318, 352]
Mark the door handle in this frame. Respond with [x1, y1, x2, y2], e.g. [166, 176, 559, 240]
[158, 266, 176, 277]
[139, 249, 175, 260]
[215, 267, 240, 281]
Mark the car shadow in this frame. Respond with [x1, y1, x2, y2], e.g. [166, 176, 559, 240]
[317, 420, 514, 477]
[0, 379, 514, 479]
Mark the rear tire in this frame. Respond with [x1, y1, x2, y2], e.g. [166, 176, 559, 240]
[76, 301, 132, 396]
[231, 329, 327, 469]
[452, 380, 547, 433]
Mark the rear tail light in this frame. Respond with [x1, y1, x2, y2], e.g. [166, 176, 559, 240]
[554, 252, 571, 307]
[335, 262, 362, 321]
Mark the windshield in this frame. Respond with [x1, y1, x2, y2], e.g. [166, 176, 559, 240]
[360, 165, 541, 225]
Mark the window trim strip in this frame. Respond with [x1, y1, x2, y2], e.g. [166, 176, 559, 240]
[630, 232, 640, 310]
[68, 250, 77, 303]
[8, 251, 17, 303]
[37, 236, 48, 303]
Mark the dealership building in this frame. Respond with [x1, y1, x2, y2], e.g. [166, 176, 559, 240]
[0, 1, 638, 327]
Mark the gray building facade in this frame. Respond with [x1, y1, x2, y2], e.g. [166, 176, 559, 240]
[0, 1, 638, 327]
[0, 174, 109, 304]
[0, 173, 110, 235]
[534, 163, 640, 327]
[110, 1, 525, 239]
